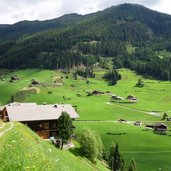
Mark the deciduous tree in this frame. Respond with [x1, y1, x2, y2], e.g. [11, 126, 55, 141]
[79, 128, 104, 163]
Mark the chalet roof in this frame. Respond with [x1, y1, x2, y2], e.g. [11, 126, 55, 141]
[9, 102, 37, 106]
[154, 123, 168, 128]
[0, 106, 4, 111]
[5, 103, 79, 121]
[135, 121, 141, 123]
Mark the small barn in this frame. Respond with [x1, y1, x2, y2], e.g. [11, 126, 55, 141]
[111, 95, 124, 100]
[92, 90, 104, 95]
[10, 76, 20, 82]
[118, 119, 127, 123]
[154, 123, 168, 134]
[167, 118, 171, 121]
[31, 80, 39, 85]
[134, 121, 142, 126]
[126, 95, 137, 101]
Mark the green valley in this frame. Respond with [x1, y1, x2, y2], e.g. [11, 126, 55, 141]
[0, 68, 171, 170]
[0, 2, 171, 171]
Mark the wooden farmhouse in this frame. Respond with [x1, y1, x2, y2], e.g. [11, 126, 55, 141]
[134, 121, 142, 126]
[0, 103, 79, 139]
[126, 95, 137, 101]
[10, 76, 20, 82]
[111, 95, 124, 100]
[154, 123, 168, 134]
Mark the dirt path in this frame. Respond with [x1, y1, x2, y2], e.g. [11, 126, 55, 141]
[106, 102, 160, 117]
[0, 122, 14, 138]
[75, 120, 162, 124]
[0, 122, 5, 129]
[76, 120, 118, 123]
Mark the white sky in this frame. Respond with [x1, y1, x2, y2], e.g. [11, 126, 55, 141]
[0, 0, 171, 24]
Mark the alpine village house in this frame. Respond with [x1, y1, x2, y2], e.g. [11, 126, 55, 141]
[0, 102, 79, 139]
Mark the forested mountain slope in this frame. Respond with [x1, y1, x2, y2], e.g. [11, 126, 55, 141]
[0, 3, 171, 80]
[0, 13, 86, 41]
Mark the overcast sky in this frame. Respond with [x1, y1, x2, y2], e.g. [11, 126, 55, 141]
[0, 0, 171, 24]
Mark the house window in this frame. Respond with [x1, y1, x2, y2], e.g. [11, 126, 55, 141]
[44, 122, 49, 129]
[39, 123, 43, 128]
[52, 123, 57, 128]
[52, 132, 56, 137]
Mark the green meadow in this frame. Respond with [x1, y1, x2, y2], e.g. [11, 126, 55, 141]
[75, 122, 171, 171]
[0, 68, 171, 170]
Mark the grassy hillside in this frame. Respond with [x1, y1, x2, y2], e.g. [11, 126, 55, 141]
[0, 122, 108, 171]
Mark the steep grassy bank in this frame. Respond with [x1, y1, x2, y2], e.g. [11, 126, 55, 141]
[0, 122, 108, 171]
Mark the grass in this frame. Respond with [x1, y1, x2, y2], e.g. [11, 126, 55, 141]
[0, 69, 54, 104]
[1, 68, 171, 116]
[75, 122, 171, 171]
[1, 68, 171, 170]
[0, 122, 109, 171]
[126, 44, 136, 54]
[0, 123, 11, 133]
[156, 50, 171, 59]
[0, 120, 3, 126]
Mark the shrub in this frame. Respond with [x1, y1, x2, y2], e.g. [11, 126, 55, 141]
[78, 128, 104, 163]
[103, 68, 121, 85]
[135, 79, 144, 87]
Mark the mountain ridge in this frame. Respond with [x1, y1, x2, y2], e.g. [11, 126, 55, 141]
[0, 3, 171, 81]
[1, 3, 171, 41]
[0, 13, 87, 41]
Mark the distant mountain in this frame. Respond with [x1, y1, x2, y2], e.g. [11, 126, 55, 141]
[100, 3, 171, 37]
[0, 13, 86, 41]
[0, 24, 10, 28]
[1, 4, 171, 42]
[0, 3, 171, 81]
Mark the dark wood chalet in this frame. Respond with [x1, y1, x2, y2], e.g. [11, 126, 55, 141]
[154, 123, 168, 134]
[0, 103, 79, 139]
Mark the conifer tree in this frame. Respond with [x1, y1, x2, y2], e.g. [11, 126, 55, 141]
[108, 143, 125, 171]
[57, 112, 74, 149]
[128, 159, 137, 171]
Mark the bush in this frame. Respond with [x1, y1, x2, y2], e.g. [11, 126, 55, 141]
[135, 79, 144, 87]
[103, 68, 121, 86]
[78, 128, 104, 163]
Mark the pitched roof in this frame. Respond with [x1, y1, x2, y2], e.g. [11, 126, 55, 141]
[154, 123, 168, 128]
[5, 103, 79, 121]
[0, 105, 5, 111]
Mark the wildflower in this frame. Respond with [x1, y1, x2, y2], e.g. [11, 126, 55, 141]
[12, 140, 16, 143]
